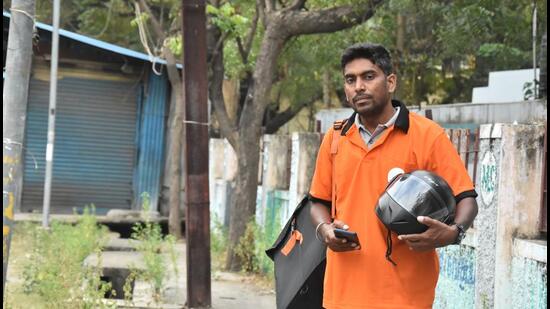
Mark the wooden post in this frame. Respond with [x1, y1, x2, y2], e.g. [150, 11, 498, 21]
[182, 0, 211, 307]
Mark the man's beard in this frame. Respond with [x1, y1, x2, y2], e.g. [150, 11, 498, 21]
[351, 94, 389, 117]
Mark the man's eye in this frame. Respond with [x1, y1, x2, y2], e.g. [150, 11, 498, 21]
[365, 74, 375, 80]
[345, 78, 355, 84]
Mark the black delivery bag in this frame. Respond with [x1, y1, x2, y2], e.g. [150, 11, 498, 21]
[265, 196, 327, 309]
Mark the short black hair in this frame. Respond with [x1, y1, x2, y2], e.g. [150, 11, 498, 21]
[341, 43, 393, 76]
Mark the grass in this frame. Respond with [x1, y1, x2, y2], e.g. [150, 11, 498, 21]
[126, 192, 179, 304]
[210, 214, 229, 270]
[211, 214, 279, 286]
[3, 207, 112, 309]
[4, 197, 180, 308]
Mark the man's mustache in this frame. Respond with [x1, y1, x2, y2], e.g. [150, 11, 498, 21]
[352, 94, 373, 103]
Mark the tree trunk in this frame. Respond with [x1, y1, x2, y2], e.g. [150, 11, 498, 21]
[225, 24, 288, 270]
[167, 87, 184, 239]
[222, 0, 384, 271]
[323, 70, 331, 108]
[395, 14, 406, 100]
[3, 0, 35, 293]
[225, 128, 262, 270]
[160, 47, 184, 240]
[540, 26, 547, 98]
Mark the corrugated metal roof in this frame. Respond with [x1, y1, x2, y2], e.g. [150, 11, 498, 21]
[3, 10, 181, 68]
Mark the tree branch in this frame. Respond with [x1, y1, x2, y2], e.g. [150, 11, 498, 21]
[163, 46, 183, 95]
[266, 0, 275, 12]
[209, 31, 228, 63]
[138, 0, 166, 41]
[235, 5, 258, 64]
[236, 37, 247, 63]
[264, 93, 321, 134]
[137, 0, 182, 97]
[283, 0, 307, 12]
[236, 5, 259, 63]
[256, 0, 267, 27]
[207, 23, 238, 148]
[281, 0, 384, 37]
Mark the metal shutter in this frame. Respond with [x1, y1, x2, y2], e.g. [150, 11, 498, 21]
[22, 75, 138, 214]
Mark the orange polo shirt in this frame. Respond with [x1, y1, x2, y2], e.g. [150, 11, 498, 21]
[309, 100, 476, 309]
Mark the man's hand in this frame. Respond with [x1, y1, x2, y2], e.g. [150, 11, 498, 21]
[319, 220, 361, 252]
[398, 216, 459, 252]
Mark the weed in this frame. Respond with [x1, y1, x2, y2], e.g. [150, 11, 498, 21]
[122, 271, 138, 306]
[210, 214, 229, 270]
[128, 192, 179, 303]
[235, 219, 260, 273]
[234, 215, 279, 281]
[20, 205, 111, 308]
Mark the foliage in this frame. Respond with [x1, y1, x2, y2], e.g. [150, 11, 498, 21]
[20, 206, 112, 308]
[234, 216, 279, 280]
[15, 0, 547, 116]
[234, 219, 261, 274]
[210, 214, 229, 269]
[130, 221, 165, 300]
[207, 3, 249, 38]
[368, 0, 547, 104]
[129, 192, 178, 303]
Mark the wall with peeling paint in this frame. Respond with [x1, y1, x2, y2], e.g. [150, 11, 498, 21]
[511, 256, 547, 309]
[434, 123, 547, 309]
[435, 245, 476, 309]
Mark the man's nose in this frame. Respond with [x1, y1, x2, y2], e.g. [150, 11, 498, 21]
[354, 79, 366, 93]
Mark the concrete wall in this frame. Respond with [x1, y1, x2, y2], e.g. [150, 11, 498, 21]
[510, 239, 547, 309]
[210, 133, 320, 231]
[490, 124, 546, 309]
[315, 100, 547, 132]
[256, 135, 290, 227]
[288, 133, 321, 223]
[435, 244, 476, 309]
[209, 139, 237, 226]
[419, 100, 547, 127]
[434, 123, 547, 309]
[472, 69, 540, 103]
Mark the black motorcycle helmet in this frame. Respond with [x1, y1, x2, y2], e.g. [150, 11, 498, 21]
[375, 170, 456, 265]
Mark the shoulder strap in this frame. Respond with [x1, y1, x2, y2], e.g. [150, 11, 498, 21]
[331, 120, 345, 154]
[330, 120, 347, 218]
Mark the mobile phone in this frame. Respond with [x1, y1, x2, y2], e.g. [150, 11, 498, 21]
[333, 228, 360, 245]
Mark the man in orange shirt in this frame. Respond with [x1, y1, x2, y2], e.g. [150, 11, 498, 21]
[309, 43, 478, 308]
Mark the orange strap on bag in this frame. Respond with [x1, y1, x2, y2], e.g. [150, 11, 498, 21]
[280, 229, 304, 256]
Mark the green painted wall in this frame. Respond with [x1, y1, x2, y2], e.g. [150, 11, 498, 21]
[511, 256, 547, 309]
[434, 245, 476, 309]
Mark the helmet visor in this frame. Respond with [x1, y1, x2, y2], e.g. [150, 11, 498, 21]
[386, 174, 446, 216]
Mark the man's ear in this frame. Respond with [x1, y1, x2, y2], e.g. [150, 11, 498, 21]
[387, 73, 397, 94]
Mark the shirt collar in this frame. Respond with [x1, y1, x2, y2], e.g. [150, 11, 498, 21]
[342, 100, 410, 136]
[354, 106, 400, 133]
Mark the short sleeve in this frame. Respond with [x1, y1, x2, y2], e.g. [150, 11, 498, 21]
[427, 132, 477, 200]
[309, 128, 334, 206]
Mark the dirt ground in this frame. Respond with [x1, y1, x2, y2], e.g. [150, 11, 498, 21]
[162, 241, 276, 308]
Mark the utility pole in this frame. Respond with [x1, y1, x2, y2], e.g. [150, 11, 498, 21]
[3, 0, 36, 295]
[532, 2, 538, 99]
[182, 0, 211, 307]
[42, 0, 61, 228]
